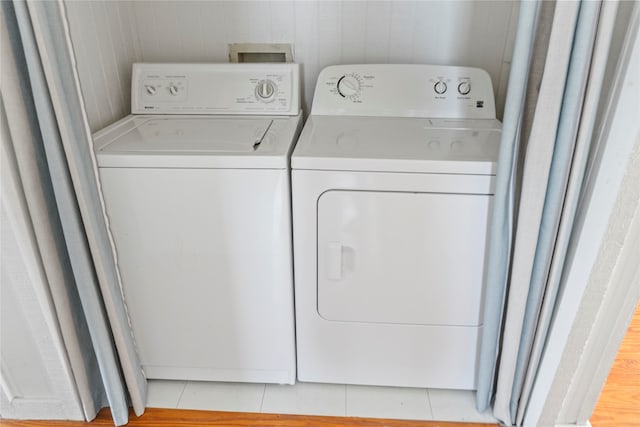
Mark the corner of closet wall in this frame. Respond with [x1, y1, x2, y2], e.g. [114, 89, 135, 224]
[495, 1, 520, 120]
[64, 0, 142, 133]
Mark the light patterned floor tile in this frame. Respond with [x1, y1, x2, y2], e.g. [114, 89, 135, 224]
[146, 379, 186, 409]
[346, 385, 433, 421]
[428, 389, 497, 423]
[177, 381, 265, 413]
[261, 382, 346, 416]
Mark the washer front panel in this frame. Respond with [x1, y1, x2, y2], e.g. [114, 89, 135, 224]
[100, 167, 296, 383]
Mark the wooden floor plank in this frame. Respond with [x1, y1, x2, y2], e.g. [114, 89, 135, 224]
[0, 408, 497, 427]
[591, 303, 640, 427]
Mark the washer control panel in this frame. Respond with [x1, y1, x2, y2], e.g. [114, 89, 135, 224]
[131, 63, 300, 115]
[313, 64, 495, 119]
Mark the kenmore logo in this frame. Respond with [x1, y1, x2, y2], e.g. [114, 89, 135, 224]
[144, 106, 154, 109]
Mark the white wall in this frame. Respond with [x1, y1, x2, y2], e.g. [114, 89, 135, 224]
[66, 0, 518, 132]
[65, 0, 142, 132]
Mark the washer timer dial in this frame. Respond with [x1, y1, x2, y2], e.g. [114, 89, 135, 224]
[255, 79, 277, 102]
[337, 75, 362, 98]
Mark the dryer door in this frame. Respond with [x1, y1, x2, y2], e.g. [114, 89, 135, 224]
[317, 190, 491, 327]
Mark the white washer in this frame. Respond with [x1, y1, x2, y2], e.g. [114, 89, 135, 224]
[292, 64, 501, 390]
[94, 63, 301, 384]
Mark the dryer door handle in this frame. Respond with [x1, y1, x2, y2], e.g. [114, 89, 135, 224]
[327, 242, 343, 281]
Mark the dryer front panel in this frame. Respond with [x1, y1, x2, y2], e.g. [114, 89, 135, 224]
[317, 189, 491, 326]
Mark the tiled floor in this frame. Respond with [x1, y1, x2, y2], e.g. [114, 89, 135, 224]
[147, 379, 497, 423]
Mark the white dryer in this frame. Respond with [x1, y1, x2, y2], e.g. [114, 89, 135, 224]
[291, 64, 501, 390]
[94, 63, 301, 384]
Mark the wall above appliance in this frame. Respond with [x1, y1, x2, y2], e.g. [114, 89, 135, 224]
[65, 1, 519, 131]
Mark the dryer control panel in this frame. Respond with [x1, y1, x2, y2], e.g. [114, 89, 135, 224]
[131, 63, 300, 115]
[312, 64, 495, 119]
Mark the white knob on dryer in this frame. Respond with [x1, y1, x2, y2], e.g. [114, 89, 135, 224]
[434, 81, 447, 95]
[169, 85, 179, 96]
[145, 85, 157, 95]
[458, 81, 471, 95]
[337, 75, 361, 97]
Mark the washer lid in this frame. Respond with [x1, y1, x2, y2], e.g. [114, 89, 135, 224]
[101, 117, 272, 153]
[94, 115, 300, 168]
[291, 116, 502, 175]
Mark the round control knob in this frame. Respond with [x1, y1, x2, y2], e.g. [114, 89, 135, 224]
[337, 75, 361, 97]
[256, 80, 276, 101]
[145, 85, 157, 95]
[458, 81, 471, 95]
[169, 85, 179, 96]
[434, 81, 447, 95]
